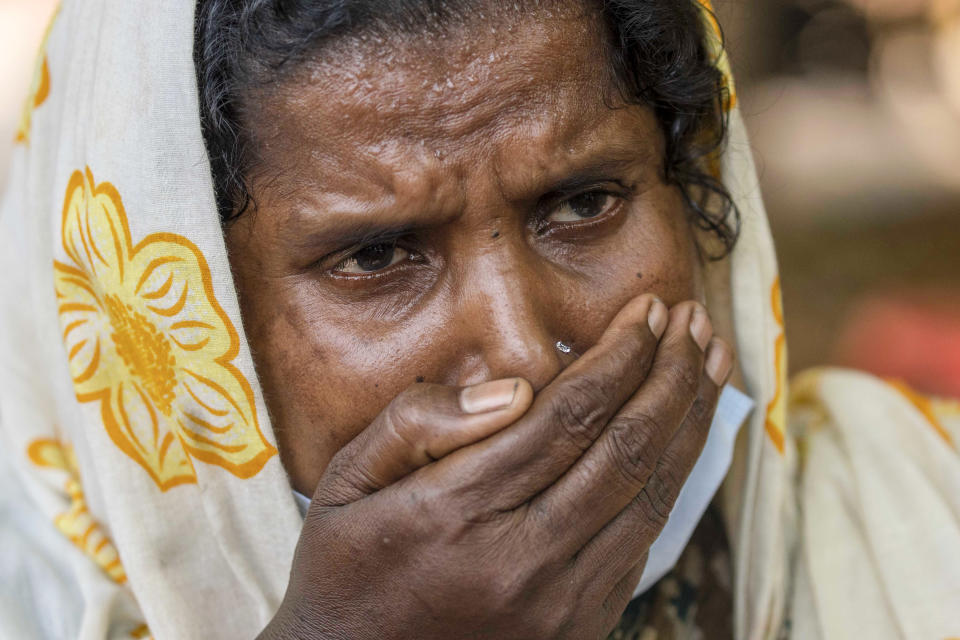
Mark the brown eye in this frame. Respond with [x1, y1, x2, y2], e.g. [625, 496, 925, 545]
[546, 192, 618, 223]
[334, 242, 409, 274]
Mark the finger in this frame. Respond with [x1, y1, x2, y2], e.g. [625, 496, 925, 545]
[428, 294, 669, 511]
[312, 378, 534, 507]
[575, 338, 733, 586]
[602, 560, 646, 624]
[533, 304, 724, 555]
[581, 558, 646, 638]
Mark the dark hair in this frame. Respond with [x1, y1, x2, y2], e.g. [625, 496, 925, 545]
[194, 0, 739, 255]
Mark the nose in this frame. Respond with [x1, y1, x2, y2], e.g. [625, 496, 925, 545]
[452, 251, 566, 391]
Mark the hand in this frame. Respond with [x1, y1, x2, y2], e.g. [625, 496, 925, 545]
[260, 295, 733, 640]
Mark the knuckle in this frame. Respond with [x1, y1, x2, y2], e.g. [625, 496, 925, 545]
[313, 451, 376, 505]
[405, 475, 439, 515]
[438, 507, 488, 545]
[475, 560, 528, 612]
[530, 491, 578, 542]
[406, 481, 471, 544]
[438, 495, 518, 549]
[383, 392, 428, 451]
[638, 484, 674, 526]
[638, 451, 687, 524]
[446, 479, 498, 523]
[347, 454, 383, 487]
[654, 448, 687, 498]
[653, 476, 680, 519]
[317, 451, 348, 485]
[553, 377, 610, 450]
[605, 415, 660, 487]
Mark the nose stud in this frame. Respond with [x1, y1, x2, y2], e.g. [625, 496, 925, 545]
[555, 341, 573, 354]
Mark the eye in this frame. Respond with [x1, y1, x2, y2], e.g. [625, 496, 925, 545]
[545, 191, 619, 223]
[333, 241, 410, 274]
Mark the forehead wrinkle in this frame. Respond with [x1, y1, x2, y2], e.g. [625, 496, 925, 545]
[487, 100, 662, 200]
[271, 156, 465, 236]
[286, 71, 609, 154]
[261, 3, 615, 147]
[243, 2, 631, 232]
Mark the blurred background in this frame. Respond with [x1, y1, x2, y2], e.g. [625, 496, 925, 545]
[2, 0, 958, 397]
[0, 0, 59, 183]
[715, 0, 960, 397]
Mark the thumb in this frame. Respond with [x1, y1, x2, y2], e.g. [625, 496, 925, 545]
[312, 378, 534, 507]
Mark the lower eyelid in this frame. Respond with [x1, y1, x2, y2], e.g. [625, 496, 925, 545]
[542, 195, 623, 229]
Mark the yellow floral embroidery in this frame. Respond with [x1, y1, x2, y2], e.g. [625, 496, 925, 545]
[54, 168, 276, 491]
[27, 438, 128, 583]
[765, 277, 788, 454]
[15, 6, 58, 145]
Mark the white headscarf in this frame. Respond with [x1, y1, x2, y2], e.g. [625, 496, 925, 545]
[1, 2, 958, 639]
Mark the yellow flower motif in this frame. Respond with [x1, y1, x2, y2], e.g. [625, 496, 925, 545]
[54, 168, 276, 491]
[27, 438, 128, 583]
[28, 437, 153, 637]
[15, 6, 58, 145]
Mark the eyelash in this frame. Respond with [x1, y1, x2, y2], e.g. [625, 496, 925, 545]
[324, 185, 631, 278]
[534, 187, 628, 236]
[327, 237, 421, 280]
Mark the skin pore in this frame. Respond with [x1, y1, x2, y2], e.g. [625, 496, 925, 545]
[225, 5, 715, 498]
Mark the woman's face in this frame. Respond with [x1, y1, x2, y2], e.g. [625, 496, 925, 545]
[226, 7, 704, 496]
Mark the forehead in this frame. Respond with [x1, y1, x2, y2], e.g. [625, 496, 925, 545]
[244, 5, 627, 172]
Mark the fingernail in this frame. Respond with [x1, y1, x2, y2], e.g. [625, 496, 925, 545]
[705, 340, 732, 385]
[459, 379, 519, 414]
[647, 298, 668, 339]
[690, 308, 712, 351]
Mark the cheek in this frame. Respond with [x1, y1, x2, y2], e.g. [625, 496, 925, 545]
[563, 191, 700, 340]
[237, 279, 450, 476]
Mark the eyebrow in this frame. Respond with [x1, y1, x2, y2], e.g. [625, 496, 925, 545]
[285, 204, 453, 258]
[301, 220, 419, 251]
[537, 159, 643, 199]
[502, 146, 655, 215]
[285, 142, 656, 254]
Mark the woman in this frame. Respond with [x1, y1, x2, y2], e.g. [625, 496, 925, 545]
[1, 1, 958, 638]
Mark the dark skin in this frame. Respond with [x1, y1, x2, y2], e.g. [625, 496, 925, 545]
[228, 7, 735, 639]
